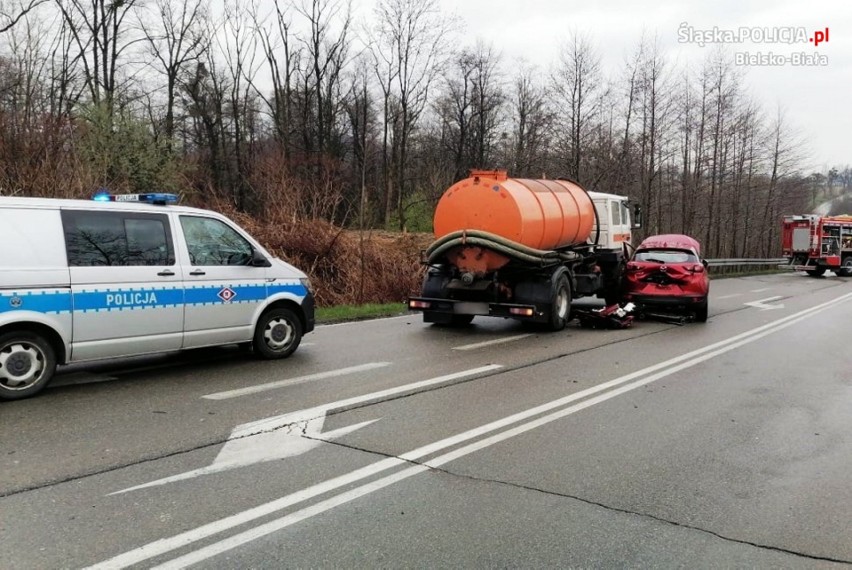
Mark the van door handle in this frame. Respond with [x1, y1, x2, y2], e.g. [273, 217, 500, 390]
[189, 269, 206, 276]
[157, 269, 175, 277]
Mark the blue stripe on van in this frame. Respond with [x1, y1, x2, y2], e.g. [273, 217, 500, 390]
[0, 290, 73, 314]
[1, 283, 306, 314]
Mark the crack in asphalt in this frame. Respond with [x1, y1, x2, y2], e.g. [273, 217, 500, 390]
[430, 465, 852, 566]
[308, 435, 852, 566]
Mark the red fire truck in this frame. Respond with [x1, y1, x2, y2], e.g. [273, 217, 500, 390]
[781, 214, 852, 276]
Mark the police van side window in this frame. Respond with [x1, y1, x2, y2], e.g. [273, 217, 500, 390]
[180, 216, 253, 266]
[61, 211, 175, 266]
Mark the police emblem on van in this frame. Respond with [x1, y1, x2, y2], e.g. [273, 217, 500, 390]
[217, 287, 237, 302]
[9, 296, 23, 308]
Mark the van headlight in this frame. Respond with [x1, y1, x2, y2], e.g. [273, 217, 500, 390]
[300, 278, 314, 294]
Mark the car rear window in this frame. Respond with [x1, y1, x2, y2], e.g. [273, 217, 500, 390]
[634, 249, 698, 263]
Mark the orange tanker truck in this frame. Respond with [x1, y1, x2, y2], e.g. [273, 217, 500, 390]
[408, 170, 641, 330]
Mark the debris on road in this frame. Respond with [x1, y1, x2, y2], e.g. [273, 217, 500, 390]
[575, 303, 635, 329]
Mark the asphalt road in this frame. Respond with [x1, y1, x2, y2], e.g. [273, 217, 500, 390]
[2, 272, 851, 568]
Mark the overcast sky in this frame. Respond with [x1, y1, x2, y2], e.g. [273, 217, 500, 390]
[426, 0, 850, 171]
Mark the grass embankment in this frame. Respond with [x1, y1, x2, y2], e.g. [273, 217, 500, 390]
[316, 303, 408, 323]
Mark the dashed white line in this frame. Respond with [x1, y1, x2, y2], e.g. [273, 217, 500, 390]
[202, 362, 391, 400]
[750, 288, 771, 293]
[716, 293, 742, 300]
[452, 334, 533, 351]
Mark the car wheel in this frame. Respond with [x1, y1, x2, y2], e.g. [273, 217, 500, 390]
[694, 299, 709, 323]
[253, 308, 302, 359]
[0, 331, 57, 400]
[547, 276, 572, 331]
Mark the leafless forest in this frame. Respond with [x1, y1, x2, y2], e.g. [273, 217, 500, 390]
[1, 0, 850, 273]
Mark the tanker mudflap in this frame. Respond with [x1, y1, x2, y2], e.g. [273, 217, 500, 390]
[574, 303, 635, 329]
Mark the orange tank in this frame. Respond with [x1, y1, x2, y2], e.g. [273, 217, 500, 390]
[433, 170, 595, 273]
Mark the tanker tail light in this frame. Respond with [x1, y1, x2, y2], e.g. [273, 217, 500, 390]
[409, 300, 431, 310]
[509, 307, 535, 316]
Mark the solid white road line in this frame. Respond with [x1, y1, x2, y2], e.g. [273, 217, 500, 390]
[153, 290, 852, 569]
[91, 291, 852, 569]
[453, 334, 533, 351]
[202, 362, 391, 400]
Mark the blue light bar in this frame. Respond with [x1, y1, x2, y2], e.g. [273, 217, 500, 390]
[92, 192, 179, 205]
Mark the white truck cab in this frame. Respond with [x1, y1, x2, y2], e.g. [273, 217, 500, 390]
[588, 191, 636, 250]
[0, 193, 314, 400]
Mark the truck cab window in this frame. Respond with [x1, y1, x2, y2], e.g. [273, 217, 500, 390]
[610, 202, 622, 226]
[621, 202, 631, 227]
[180, 216, 253, 266]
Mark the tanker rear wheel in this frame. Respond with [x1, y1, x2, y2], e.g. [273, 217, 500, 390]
[547, 276, 572, 332]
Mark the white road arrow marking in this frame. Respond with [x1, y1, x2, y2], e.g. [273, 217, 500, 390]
[111, 364, 502, 495]
[744, 296, 785, 310]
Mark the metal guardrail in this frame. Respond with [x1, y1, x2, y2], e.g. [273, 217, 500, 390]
[706, 258, 787, 267]
[705, 258, 787, 274]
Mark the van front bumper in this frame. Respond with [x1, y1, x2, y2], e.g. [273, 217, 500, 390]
[302, 292, 315, 333]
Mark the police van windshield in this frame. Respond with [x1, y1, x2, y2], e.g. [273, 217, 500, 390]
[180, 216, 254, 266]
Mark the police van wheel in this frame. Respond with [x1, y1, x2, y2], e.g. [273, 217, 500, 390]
[254, 308, 302, 359]
[0, 332, 57, 400]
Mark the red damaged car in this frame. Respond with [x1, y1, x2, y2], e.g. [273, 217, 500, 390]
[623, 234, 710, 322]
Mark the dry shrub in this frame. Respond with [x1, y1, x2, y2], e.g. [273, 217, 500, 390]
[208, 198, 430, 307]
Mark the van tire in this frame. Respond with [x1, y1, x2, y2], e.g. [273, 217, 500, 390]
[253, 308, 302, 359]
[0, 331, 57, 400]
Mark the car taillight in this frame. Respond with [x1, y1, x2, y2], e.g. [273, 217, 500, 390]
[692, 264, 705, 273]
[627, 262, 639, 272]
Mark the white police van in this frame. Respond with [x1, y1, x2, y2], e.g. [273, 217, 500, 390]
[0, 192, 315, 400]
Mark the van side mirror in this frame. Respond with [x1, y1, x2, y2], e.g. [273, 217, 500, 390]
[632, 204, 643, 229]
[252, 249, 272, 267]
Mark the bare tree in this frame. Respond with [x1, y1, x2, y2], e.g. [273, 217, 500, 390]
[141, 0, 207, 147]
[372, 0, 451, 228]
[552, 31, 601, 180]
[297, 0, 351, 157]
[252, 0, 300, 158]
[54, 0, 141, 112]
[507, 61, 552, 177]
[0, 0, 47, 33]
